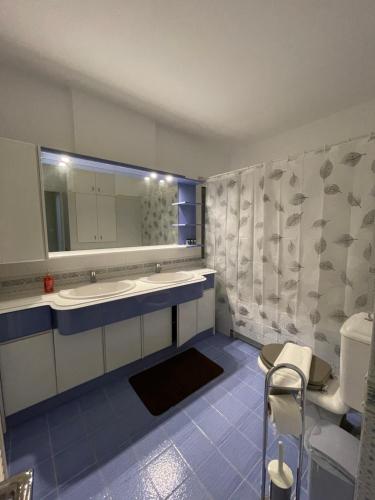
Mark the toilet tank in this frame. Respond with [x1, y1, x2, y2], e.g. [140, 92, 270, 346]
[340, 313, 373, 412]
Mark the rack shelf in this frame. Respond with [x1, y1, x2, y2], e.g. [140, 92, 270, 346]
[172, 223, 202, 227]
[172, 201, 202, 206]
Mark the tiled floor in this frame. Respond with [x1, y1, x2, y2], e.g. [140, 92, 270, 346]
[5, 334, 309, 499]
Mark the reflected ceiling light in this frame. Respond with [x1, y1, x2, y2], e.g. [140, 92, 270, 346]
[58, 161, 68, 171]
[150, 172, 158, 179]
[159, 179, 165, 185]
[61, 155, 71, 163]
[144, 176, 150, 181]
[165, 175, 173, 183]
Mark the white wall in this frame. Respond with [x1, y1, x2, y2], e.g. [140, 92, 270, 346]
[0, 64, 229, 179]
[231, 98, 375, 168]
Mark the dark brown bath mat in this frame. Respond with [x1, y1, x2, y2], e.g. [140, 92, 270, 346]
[129, 348, 224, 415]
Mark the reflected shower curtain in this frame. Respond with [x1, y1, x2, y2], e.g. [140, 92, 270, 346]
[206, 136, 375, 370]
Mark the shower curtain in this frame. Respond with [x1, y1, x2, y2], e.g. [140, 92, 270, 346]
[206, 136, 375, 370]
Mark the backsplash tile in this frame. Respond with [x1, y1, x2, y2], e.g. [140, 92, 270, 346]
[0, 256, 204, 296]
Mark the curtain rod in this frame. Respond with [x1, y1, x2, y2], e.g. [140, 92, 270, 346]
[207, 131, 375, 180]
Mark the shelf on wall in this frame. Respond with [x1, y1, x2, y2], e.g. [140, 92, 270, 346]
[172, 201, 202, 206]
[186, 244, 204, 248]
[172, 223, 202, 227]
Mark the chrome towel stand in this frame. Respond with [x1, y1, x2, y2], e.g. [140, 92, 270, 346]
[261, 363, 307, 500]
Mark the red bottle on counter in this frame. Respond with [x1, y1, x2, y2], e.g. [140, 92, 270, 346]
[44, 273, 54, 293]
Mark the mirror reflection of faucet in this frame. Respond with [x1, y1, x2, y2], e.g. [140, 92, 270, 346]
[90, 270, 97, 283]
[155, 263, 161, 273]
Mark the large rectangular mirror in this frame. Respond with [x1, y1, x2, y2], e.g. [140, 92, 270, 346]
[40, 150, 182, 252]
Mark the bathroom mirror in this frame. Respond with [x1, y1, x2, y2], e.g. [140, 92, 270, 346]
[40, 149, 180, 252]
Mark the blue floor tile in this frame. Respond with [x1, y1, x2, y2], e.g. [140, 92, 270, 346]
[47, 399, 81, 428]
[82, 403, 117, 434]
[90, 417, 131, 461]
[146, 445, 191, 498]
[194, 406, 233, 445]
[79, 388, 108, 412]
[176, 426, 216, 471]
[58, 465, 110, 500]
[168, 474, 210, 500]
[195, 449, 242, 500]
[231, 382, 263, 411]
[10, 414, 48, 444]
[230, 479, 260, 500]
[30, 458, 57, 499]
[212, 392, 249, 425]
[162, 411, 196, 446]
[219, 427, 260, 478]
[10, 431, 52, 474]
[109, 467, 159, 500]
[50, 415, 87, 454]
[54, 436, 96, 486]
[132, 425, 172, 468]
[98, 444, 138, 483]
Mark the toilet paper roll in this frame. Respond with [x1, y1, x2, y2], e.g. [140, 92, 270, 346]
[269, 394, 302, 437]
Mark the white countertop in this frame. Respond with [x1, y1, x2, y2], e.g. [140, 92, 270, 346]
[0, 267, 216, 314]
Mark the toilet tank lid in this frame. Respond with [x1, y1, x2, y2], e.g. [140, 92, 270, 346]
[340, 313, 373, 344]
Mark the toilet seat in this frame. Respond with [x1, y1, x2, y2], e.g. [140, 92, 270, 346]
[257, 356, 349, 415]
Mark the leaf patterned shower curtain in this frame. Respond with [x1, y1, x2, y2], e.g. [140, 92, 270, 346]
[206, 136, 375, 370]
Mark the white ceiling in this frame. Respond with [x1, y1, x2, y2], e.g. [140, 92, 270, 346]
[1, 0, 375, 141]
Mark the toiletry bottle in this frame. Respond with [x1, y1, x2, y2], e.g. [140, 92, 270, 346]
[44, 273, 54, 293]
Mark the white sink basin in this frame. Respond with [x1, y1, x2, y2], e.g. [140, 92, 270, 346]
[59, 281, 135, 300]
[140, 271, 194, 284]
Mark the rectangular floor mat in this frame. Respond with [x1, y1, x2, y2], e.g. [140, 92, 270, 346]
[129, 348, 224, 415]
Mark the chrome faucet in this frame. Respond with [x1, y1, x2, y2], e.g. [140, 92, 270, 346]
[90, 270, 97, 283]
[155, 263, 162, 273]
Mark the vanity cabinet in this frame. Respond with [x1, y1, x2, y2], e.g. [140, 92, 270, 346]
[75, 193, 117, 243]
[197, 288, 215, 333]
[143, 308, 172, 356]
[104, 317, 142, 371]
[0, 137, 46, 263]
[54, 328, 104, 392]
[177, 289, 215, 347]
[177, 300, 198, 347]
[0, 332, 57, 416]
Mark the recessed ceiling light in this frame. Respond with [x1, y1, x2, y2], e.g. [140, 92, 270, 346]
[144, 176, 150, 181]
[150, 172, 158, 179]
[159, 179, 165, 184]
[166, 175, 173, 183]
[61, 155, 71, 163]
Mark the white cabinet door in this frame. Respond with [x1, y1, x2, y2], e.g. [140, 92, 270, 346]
[0, 332, 57, 415]
[0, 137, 46, 263]
[197, 288, 215, 333]
[54, 328, 104, 392]
[75, 193, 98, 242]
[96, 172, 115, 195]
[177, 300, 197, 347]
[71, 169, 96, 194]
[143, 308, 172, 356]
[105, 317, 142, 371]
[97, 195, 117, 242]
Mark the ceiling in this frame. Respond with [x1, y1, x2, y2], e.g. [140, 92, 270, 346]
[1, 0, 375, 141]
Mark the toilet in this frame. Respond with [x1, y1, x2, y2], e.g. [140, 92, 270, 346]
[257, 312, 373, 419]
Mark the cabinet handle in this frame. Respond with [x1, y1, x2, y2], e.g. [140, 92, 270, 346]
[94, 235, 97, 240]
[92, 186, 95, 191]
[100, 235, 103, 240]
[98, 187, 101, 192]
